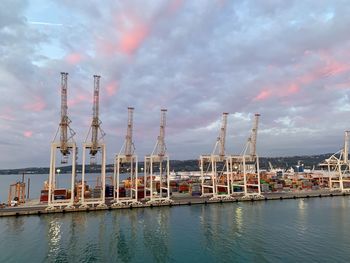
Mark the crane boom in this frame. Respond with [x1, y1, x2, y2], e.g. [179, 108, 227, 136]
[59, 72, 69, 155]
[152, 109, 167, 156]
[90, 75, 101, 156]
[212, 112, 228, 157]
[124, 107, 134, 156]
[219, 112, 228, 157]
[249, 113, 260, 157]
[344, 131, 349, 163]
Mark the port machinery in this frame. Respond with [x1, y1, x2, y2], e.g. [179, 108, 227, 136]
[112, 107, 141, 206]
[47, 73, 77, 210]
[144, 109, 172, 204]
[320, 131, 350, 192]
[200, 113, 232, 200]
[80, 75, 107, 208]
[228, 113, 264, 200]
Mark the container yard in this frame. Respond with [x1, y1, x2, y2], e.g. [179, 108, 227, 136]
[1, 73, 350, 217]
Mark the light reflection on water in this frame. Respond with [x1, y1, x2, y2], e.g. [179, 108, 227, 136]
[0, 197, 350, 262]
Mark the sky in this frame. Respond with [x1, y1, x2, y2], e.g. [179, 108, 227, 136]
[1, 0, 350, 169]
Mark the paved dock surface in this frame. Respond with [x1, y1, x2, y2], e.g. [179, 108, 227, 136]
[1, 190, 349, 217]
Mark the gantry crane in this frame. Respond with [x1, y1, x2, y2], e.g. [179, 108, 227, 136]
[228, 113, 263, 199]
[320, 131, 350, 192]
[112, 107, 140, 206]
[80, 75, 106, 208]
[144, 109, 171, 203]
[200, 113, 231, 200]
[47, 72, 77, 209]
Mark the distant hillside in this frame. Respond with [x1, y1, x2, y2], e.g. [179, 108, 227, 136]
[0, 154, 334, 175]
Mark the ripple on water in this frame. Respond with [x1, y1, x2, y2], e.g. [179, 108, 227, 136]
[0, 197, 350, 262]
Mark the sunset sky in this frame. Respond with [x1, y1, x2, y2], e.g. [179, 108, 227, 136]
[1, 0, 350, 168]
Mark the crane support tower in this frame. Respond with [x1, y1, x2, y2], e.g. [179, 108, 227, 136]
[144, 109, 171, 204]
[228, 113, 263, 199]
[320, 131, 350, 192]
[80, 75, 106, 208]
[47, 72, 77, 210]
[112, 107, 140, 206]
[200, 113, 231, 200]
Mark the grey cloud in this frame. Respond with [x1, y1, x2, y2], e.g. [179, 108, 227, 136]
[0, 0, 350, 168]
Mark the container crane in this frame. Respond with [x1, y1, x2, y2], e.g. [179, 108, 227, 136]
[112, 107, 140, 206]
[200, 113, 231, 200]
[228, 113, 263, 199]
[47, 72, 77, 209]
[320, 131, 350, 192]
[80, 75, 106, 208]
[144, 109, 171, 204]
[242, 113, 262, 198]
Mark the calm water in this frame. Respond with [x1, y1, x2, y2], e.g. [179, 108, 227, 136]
[0, 197, 350, 262]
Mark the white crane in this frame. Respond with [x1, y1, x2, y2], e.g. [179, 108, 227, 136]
[80, 75, 106, 208]
[320, 131, 350, 192]
[47, 72, 77, 210]
[113, 107, 140, 206]
[144, 109, 171, 204]
[200, 113, 231, 200]
[228, 113, 263, 199]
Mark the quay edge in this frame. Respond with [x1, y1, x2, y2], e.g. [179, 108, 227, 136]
[0, 190, 349, 218]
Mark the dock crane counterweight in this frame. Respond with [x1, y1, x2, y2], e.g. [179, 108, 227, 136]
[47, 72, 77, 210]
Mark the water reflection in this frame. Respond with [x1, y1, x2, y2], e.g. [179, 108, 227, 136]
[110, 209, 139, 262]
[297, 199, 308, 235]
[2, 198, 350, 262]
[46, 217, 71, 262]
[142, 208, 170, 263]
[235, 206, 243, 236]
[4, 216, 25, 236]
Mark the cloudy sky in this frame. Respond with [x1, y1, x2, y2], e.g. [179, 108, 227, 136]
[1, 0, 350, 168]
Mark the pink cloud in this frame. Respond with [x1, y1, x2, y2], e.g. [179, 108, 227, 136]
[253, 90, 272, 101]
[117, 22, 150, 55]
[67, 93, 90, 107]
[23, 96, 46, 112]
[65, 53, 84, 65]
[0, 107, 15, 121]
[254, 52, 350, 102]
[23, 130, 33, 138]
[106, 81, 119, 96]
[283, 83, 300, 96]
[96, 12, 151, 56]
[166, 0, 184, 13]
[0, 114, 15, 121]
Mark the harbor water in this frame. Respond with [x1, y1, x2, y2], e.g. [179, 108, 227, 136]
[0, 196, 350, 262]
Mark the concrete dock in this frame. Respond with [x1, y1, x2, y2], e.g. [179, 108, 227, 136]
[1, 190, 349, 218]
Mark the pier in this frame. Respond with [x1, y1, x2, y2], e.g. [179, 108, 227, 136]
[1, 190, 349, 218]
